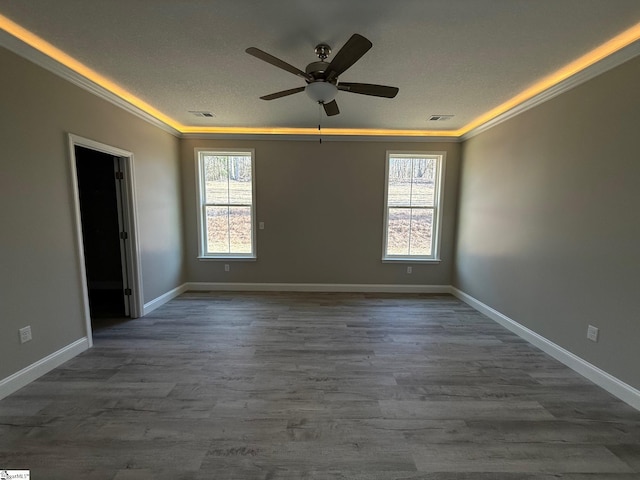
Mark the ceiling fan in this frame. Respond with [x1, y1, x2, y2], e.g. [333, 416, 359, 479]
[246, 34, 399, 117]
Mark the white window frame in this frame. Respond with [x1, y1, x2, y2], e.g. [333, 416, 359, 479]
[382, 151, 446, 263]
[195, 148, 257, 260]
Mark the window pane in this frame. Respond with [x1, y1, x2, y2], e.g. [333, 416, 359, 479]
[386, 208, 434, 257]
[199, 150, 255, 258]
[411, 158, 436, 207]
[206, 206, 230, 253]
[386, 208, 411, 255]
[387, 157, 412, 206]
[384, 153, 441, 260]
[409, 208, 433, 256]
[204, 156, 229, 204]
[228, 155, 252, 205]
[229, 206, 252, 253]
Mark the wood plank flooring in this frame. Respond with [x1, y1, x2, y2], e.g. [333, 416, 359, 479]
[1, 292, 639, 479]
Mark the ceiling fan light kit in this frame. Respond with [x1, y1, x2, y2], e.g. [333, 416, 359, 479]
[246, 33, 399, 117]
[305, 81, 337, 103]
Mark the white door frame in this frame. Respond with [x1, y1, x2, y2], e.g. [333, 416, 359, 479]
[68, 133, 144, 346]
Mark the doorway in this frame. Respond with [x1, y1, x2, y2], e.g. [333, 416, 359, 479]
[75, 146, 129, 322]
[68, 135, 143, 343]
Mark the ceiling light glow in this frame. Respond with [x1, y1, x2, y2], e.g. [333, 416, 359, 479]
[0, 12, 182, 131]
[459, 21, 640, 135]
[1, 13, 639, 138]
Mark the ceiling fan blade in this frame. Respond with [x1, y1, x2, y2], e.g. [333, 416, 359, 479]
[323, 100, 340, 116]
[337, 82, 399, 98]
[260, 86, 306, 100]
[246, 47, 312, 81]
[325, 34, 372, 82]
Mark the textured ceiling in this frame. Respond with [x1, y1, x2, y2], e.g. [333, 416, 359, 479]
[1, 0, 640, 133]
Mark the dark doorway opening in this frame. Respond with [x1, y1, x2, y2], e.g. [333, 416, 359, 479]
[75, 145, 130, 328]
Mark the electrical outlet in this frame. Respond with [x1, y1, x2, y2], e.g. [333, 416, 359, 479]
[224, 264, 230, 272]
[19, 326, 32, 344]
[587, 325, 599, 342]
[407, 266, 412, 274]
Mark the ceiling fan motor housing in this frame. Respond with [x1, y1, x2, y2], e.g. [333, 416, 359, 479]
[304, 60, 338, 103]
[305, 61, 333, 81]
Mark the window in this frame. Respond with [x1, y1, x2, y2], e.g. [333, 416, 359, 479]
[383, 151, 445, 261]
[196, 149, 256, 259]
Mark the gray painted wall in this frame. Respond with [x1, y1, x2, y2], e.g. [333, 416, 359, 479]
[0, 47, 184, 379]
[4, 33, 639, 399]
[181, 139, 460, 285]
[455, 55, 640, 389]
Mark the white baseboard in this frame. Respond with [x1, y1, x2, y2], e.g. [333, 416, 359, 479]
[184, 282, 452, 294]
[3, 285, 638, 412]
[141, 282, 450, 318]
[0, 337, 89, 401]
[133, 282, 640, 411]
[450, 287, 640, 411]
[143, 284, 189, 316]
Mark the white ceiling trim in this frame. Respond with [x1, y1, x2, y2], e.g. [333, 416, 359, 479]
[180, 133, 461, 143]
[0, 30, 181, 137]
[2, 27, 638, 142]
[461, 40, 640, 141]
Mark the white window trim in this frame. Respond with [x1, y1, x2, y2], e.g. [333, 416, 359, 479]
[195, 148, 257, 260]
[382, 150, 446, 263]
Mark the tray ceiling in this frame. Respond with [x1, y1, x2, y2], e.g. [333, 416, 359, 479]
[1, 1, 640, 136]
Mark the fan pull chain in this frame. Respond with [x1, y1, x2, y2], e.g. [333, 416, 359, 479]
[318, 103, 322, 144]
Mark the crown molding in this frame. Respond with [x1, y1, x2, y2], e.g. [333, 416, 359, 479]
[461, 40, 640, 141]
[3, 23, 638, 143]
[180, 132, 461, 143]
[0, 29, 181, 137]
[0, 26, 459, 142]
[0, 21, 461, 142]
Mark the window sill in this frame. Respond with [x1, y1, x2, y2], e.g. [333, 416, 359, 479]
[198, 256, 257, 262]
[382, 257, 441, 264]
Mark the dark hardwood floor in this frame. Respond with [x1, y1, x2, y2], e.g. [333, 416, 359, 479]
[1, 292, 639, 479]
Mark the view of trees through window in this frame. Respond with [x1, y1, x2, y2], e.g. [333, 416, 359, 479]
[199, 150, 438, 259]
[385, 155, 438, 257]
[202, 154, 253, 255]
